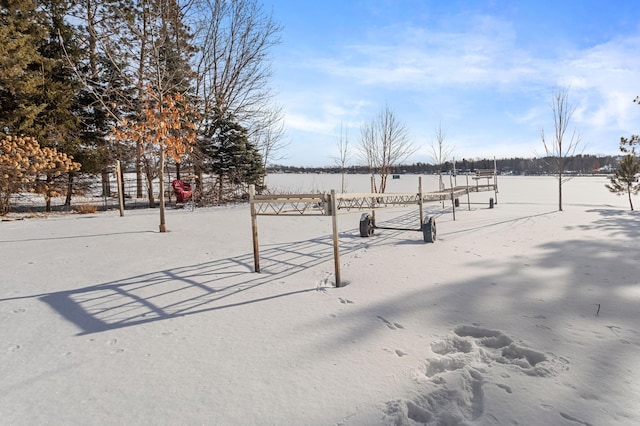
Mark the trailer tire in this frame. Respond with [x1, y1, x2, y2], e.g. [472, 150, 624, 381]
[423, 216, 436, 243]
[359, 213, 374, 237]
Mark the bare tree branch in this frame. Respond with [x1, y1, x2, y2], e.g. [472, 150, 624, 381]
[541, 86, 584, 211]
[359, 103, 415, 193]
[428, 122, 454, 191]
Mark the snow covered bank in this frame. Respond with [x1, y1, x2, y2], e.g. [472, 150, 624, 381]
[1, 176, 639, 425]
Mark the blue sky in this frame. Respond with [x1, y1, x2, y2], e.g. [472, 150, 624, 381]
[266, 0, 640, 167]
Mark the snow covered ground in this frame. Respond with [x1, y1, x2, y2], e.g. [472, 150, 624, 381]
[1, 175, 639, 425]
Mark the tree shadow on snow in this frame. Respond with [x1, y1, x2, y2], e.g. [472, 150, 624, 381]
[576, 208, 640, 240]
[300, 206, 640, 424]
[26, 208, 431, 335]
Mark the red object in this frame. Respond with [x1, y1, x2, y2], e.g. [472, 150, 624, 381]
[172, 179, 193, 203]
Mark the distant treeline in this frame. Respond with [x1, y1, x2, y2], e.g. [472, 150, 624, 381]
[269, 154, 620, 175]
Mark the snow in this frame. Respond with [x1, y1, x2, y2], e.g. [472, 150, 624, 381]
[1, 174, 639, 425]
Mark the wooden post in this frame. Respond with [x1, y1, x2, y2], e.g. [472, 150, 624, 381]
[418, 176, 424, 227]
[370, 175, 376, 226]
[453, 157, 458, 187]
[330, 190, 341, 287]
[249, 185, 260, 273]
[450, 173, 456, 221]
[115, 160, 125, 217]
[466, 174, 471, 210]
[493, 157, 499, 205]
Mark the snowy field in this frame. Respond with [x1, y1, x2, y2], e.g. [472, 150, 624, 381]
[1, 174, 639, 425]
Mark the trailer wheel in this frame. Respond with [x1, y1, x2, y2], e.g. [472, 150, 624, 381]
[423, 216, 436, 243]
[359, 213, 375, 237]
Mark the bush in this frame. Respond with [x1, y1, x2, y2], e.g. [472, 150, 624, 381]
[75, 204, 98, 214]
[0, 135, 80, 215]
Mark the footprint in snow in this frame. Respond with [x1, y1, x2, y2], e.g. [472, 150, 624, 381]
[384, 348, 408, 357]
[377, 316, 404, 330]
[496, 383, 512, 394]
[559, 412, 594, 426]
[384, 324, 569, 425]
[338, 297, 354, 304]
[6, 343, 20, 353]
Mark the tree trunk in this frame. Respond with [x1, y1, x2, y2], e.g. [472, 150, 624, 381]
[558, 150, 563, 212]
[218, 174, 224, 204]
[146, 171, 155, 208]
[136, 144, 143, 198]
[45, 175, 52, 212]
[0, 192, 10, 215]
[380, 173, 388, 194]
[101, 168, 111, 197]
[558, 173, 563, 211]
[628, 187, 634, 211]
[119, 165, 125, 204]
[65, 173, 74, 206]
[159, 148, 166, 232]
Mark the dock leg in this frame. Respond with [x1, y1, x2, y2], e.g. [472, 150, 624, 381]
[249, 185, 260, 273]
[330, 190, 341, 287]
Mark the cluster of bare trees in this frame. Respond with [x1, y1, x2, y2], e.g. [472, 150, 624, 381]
[347, 87, 586, 212]
[358, 104, 416, 193]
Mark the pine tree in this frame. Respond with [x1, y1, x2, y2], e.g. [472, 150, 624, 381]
[1, 0, 85, 209]
[606, 149, 639, 211]
[72, 0, 137, 196]
[200, 109, 265, 202]
[0, 0, 49, 135]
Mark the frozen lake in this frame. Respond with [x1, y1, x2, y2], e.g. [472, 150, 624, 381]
[264, 173, 629, 209]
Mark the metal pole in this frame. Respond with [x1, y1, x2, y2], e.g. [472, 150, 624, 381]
[249, 185, 260, 272]
[330, 190, 341, 287]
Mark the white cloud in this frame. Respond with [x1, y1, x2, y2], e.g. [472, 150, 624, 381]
[273, 9, 640, 165]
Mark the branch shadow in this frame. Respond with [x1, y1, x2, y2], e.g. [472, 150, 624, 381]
[301, 207, 640, 423]
[4, 209, 431, 336]
[573, 208, 640, 239]
[0, 230, 156, 244]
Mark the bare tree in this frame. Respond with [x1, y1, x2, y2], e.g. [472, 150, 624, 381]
[428, 122, 454, 192]
[332, 122, 351, 192]
[192, 0, 285, 170]
[250, 104, 287, 170]
[359, 104, 415, 193]
[541, 86, 584, 211]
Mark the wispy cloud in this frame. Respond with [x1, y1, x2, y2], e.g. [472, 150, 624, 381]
[272, 5, 640, 165]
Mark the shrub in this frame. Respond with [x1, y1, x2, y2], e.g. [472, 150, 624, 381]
[75, 204, 98, 214]
[0, 135, 81, 215]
